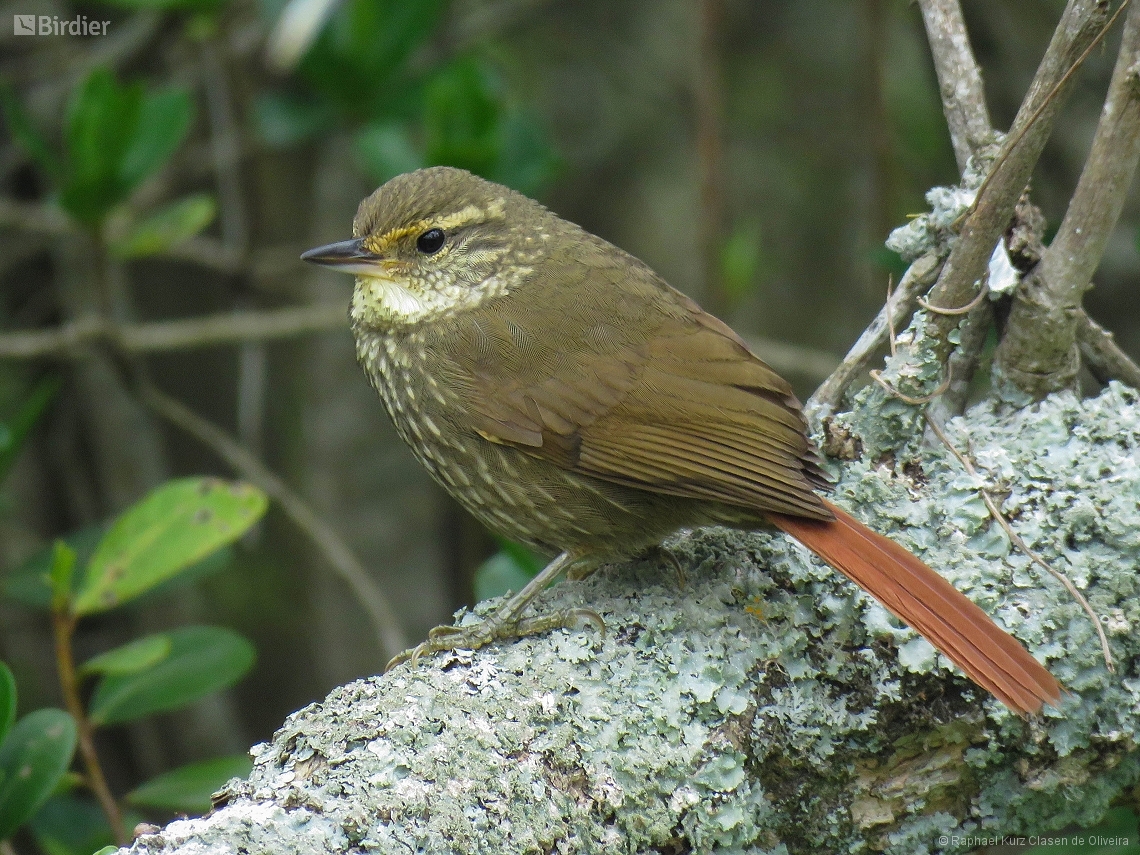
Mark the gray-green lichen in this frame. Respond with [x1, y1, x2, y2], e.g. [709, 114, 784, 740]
[127, 383, 1140, 855]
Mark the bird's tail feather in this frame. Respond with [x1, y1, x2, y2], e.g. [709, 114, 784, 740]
[766, 499, 1061, 715]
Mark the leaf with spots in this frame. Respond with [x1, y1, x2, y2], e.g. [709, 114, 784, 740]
[0, 709, 77, 841]
[72, 478, 268, 616]
[87, 626, 255, 725]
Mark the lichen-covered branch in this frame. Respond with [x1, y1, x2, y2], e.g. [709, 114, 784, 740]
[917, 0, 996, 171]
[994, 0, 1140, 399]
[122, 382, 1140, 855]
[916, 0, 1107, 363]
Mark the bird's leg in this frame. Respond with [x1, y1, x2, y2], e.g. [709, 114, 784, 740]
[637, 543, 687, 587]
[385, 551, 605, 671]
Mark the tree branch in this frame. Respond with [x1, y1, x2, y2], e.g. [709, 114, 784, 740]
[0, 304, 348, 359]
[1076, 311, 1140, 388]
[123, 382, 1140, 855]
[917, 0, 996, 171]
[994, 0, 1140, 398]
[917, 0, 1108, 362]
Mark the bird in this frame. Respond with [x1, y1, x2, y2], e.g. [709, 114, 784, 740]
[301, 166, 1061, 715]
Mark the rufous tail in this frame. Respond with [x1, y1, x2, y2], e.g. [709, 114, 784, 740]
[766, 499, 1061, 716]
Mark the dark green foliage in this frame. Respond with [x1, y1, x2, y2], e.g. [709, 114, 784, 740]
[0, 666, 77, 842]
[127, 755, 253, 813]
[2, 68, 201, 231]
[88, 626, 256, 725]
[256, 0, 557, 193]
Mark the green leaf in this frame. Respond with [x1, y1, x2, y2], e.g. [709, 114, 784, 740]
[0, 84, 62, 181]
[0, 709, 78, 840]
[719, 220, 764, 306]
[29, 794, 139, 855]
[48, 542, 76, 614]
[0, 377, 61, 483]
[61, 68, 141, 224]
[59, 69, 194, 226]
[0, 664, 15, 745]
[298, 0, 445, 117]
[3, 526, 105, 610]
[119, 87, 193, 193]
[422, 57, 503, 176]
[80, 635, 172, 678]
[493, 536, 542, 576]
[490, 108, 558, 195]
[90, 847, 119, 855]
[88, 625, 255, 725]
[111, 194, 216, 259]
[72, 478, 268, 616]
[127, 754, 252, 813]
[352, 121, 423, 184]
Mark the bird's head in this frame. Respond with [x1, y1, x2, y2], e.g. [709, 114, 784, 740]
[301, 167, 552, 329]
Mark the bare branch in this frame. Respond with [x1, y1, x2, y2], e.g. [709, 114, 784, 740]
[136, 381, 408, 661]
[1076, 311, 1140, 388]
[917, 0, 996, 171]
[918, 0, 1109, 361]
[0, 304, 348, 359]
[995, 0, 1140, 397]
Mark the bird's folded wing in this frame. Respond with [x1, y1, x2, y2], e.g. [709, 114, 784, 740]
[464, 300, 831, 519]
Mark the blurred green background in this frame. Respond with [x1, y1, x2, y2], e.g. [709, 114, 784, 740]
[0, 0, 1138, 850]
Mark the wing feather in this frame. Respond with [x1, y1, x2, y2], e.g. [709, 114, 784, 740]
[450, 269, 830, 519]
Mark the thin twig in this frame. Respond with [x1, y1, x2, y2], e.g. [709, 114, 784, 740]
[868, 368, 953, 405]
[923, 414, 1115, 672]
[916, 0, 1108, 364]
[962, 0, 1128, 229]
[135, 381, 408, 661]
[886, 274, 896, 356]
[696, 0, 728, 315]
[52, 610, 126, 845]
[740, 334, 838, 382]
[0, 197, 248, 275]
[0, 304, 348, 359]
[916, 285, 988, 316]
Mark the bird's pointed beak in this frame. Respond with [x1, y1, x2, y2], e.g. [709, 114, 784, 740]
[300, 238, 384, 276]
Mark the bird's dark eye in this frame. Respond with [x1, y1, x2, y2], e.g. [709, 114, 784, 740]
[416, 228, 446, 255]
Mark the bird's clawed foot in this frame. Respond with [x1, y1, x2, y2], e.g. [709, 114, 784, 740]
[384, 551, 604, 672]
[384, 606, 605, 671]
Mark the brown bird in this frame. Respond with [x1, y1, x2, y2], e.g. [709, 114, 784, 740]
[302, 166, 1061, 715]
